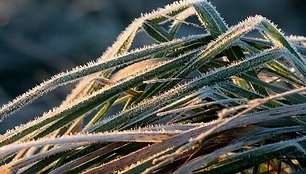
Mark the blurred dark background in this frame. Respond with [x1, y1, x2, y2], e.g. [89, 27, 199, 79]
[0, 0, 305, 133]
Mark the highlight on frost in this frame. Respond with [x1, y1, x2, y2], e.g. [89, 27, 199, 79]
[0, 0, 305, 174]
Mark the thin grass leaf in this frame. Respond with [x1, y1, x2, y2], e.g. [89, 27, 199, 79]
[121, 148, 175, 174]
[87, 49, 285, 133]
[0, 130, 181, 159]
[174, 126, 305, 173]
[142, 20, 173, 42]
[167, 7, 196, 36]
[0, 58, 184, 145]
[217, 81, 282, 107]
[157, 98, 246, 116]
[240, 73, 306, 103]
[0, 34, 207, 121]
[84, 103, 306, 173]
[193, 1, 269, 95]
[48, 143, 126, 174]
[0, 35, 210, 145]
[197, 136, 306, 174]
[259, 19, 306, 78]
[151, 88, 306, 171]
[265, 61, 304, 86]
[62, 0, 203, 110]
[180, 86, 306, 153]
[193, 1, 228, 37]
[132, 15, 269, 104]
[86, 94, 121, 127]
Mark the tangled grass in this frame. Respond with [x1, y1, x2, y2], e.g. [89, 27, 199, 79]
[0, 0, 305, 173]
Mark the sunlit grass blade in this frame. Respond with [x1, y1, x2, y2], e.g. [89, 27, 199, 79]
[259, 20, 306, 78]
[87, 49, 285, 133]
[0, 34, 206, 121]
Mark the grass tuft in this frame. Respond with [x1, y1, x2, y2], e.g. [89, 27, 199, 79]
[0, 0, 305, 173]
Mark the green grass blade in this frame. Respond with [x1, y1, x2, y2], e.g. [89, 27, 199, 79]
[88, 49, 284, 133]
[0, 34, 206, 121]
[142, 20, 173, 42]
[240, 73, 306, 103]
[260, 19, 306, 78]
[197, 136, 306, 174]
[174, 126, 306, 173]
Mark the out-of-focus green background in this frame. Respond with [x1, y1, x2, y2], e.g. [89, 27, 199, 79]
[0, 0, 305, 133]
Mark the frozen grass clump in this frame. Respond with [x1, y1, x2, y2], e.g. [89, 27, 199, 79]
[0, 0, 305, 173]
